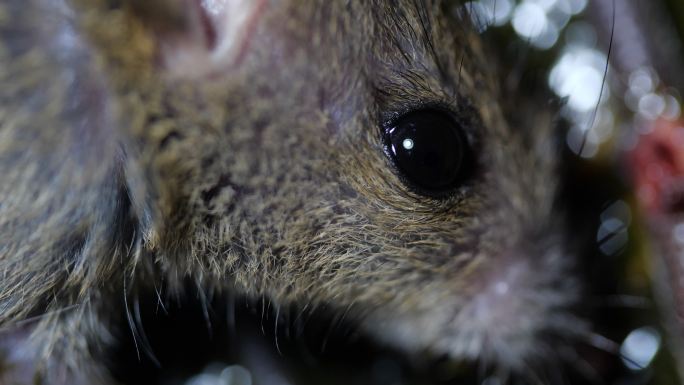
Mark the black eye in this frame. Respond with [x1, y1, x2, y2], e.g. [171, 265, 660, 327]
[384, 108, 470, 196]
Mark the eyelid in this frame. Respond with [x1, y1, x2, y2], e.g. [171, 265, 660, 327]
[379, 98, 479, 151]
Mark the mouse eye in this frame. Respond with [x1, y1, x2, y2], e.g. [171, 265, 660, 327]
[384, 108, 471, 196]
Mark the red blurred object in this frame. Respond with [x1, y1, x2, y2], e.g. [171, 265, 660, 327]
[630, 118, 684, 215]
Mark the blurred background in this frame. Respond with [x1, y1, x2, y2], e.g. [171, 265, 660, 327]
[461, 0, 684, 384]
[3, 1, 684, 385]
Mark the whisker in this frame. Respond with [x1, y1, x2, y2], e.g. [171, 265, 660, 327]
[133, 296, 161, 367]
[153, 279, 168, 315]
[582, 330, 644, 369]
[587, 294, 652, 309]
[596, 224, 628, 245]
[0, 303, 82, 333]
[196, 286, 212, 340]
[519, 360, 546, 385]
[558, 345, 602, 385]
[260, 295, 266, 335]
[335, 301, 356, 336]
[584, 331, 620, 354]
[122, 274, 141, 362]
[274, 304, 282, 356]
[579, 0, 615, 154]
[293, 302, 311, 337]
[320, 305, 352, 354]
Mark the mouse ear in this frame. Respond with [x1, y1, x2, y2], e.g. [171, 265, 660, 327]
[126, 0, 266, 78]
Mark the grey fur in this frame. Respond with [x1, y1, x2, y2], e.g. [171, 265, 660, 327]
[0, 0, 580, 382]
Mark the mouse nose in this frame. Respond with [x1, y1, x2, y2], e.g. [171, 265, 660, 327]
[449, 239, 581, 361]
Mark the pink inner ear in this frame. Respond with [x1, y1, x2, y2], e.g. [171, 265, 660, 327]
[162, 0, 267, 77]
[195, 0, 219, 51]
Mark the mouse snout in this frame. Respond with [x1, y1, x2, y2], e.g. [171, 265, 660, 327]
[361, 225, 580, 372]
[457, 242, 581, 365]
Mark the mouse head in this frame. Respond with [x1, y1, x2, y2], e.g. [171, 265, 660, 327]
[78, 0, 578, 372]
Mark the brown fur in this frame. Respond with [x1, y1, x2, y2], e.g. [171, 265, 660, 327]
[0, 0, 579, 382]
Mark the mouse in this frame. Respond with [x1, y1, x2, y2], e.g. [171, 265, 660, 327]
[0, 0, 591, 383]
